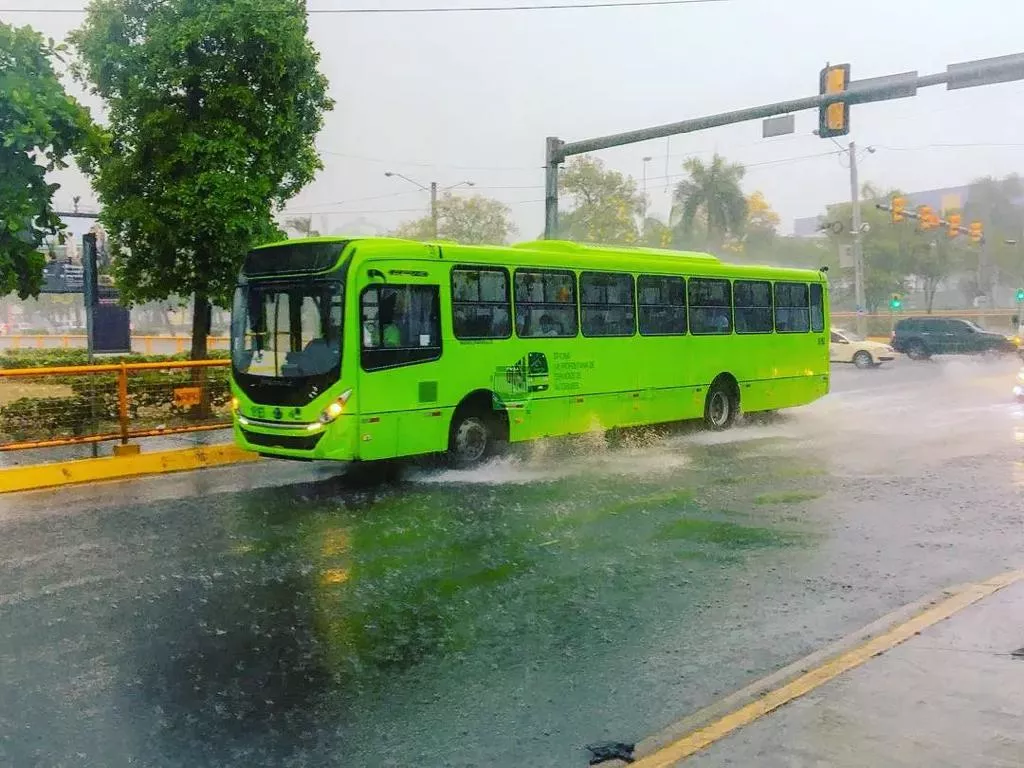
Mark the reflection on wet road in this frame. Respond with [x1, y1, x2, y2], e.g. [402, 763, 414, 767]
[1, 357, 1021, 767]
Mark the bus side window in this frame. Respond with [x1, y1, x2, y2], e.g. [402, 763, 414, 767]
[638, 275, 686, 335]
[734, 280, 773, 334]
[361, 284, 442, 371]
[514, 269, 578, 338]
[688, 278, 732, 335]
[581, 272, 635, 337]
[775, 282, 810, 333]
[809, 283, 825, 333]
[452, 266, 512, 340]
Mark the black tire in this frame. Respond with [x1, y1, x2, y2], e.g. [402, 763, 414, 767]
[905, 340, 930, 361]
[703, 380, 738, 431]
[447, 409, 496, 468]
[853, 350, 874, 369]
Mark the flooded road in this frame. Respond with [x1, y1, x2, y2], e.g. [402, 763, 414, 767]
[1, 357, 1021, 767]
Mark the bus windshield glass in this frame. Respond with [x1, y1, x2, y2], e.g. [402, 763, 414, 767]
[231, 281, 343, 378]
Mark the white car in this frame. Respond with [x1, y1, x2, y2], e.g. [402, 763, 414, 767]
[830, 328, 896, 369]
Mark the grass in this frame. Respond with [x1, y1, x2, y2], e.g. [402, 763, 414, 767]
[753, 491, 823, 505]
[0, 379, 74, 406]
[655, 517, 796, 547]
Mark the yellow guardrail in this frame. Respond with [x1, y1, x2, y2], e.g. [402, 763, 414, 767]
[0, 359, 231, 451]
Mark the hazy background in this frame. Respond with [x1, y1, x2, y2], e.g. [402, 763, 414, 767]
[9, 0, 1024, 238]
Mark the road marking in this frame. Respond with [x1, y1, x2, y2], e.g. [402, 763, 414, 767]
[632, 569, 1024, 767]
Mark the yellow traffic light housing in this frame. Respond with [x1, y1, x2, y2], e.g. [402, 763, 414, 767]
[891, 196, 906, 223]
[918, 205, 936, 230]
[969, 220, 983, 243]
[818, 64, 851, 139]
[947, 212, 961, 237]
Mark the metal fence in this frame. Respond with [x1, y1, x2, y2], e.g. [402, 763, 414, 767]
[0, 359, 232, 451]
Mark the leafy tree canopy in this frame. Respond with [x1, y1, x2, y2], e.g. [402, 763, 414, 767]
[392, 192, 516, 244]
[70, 0, 333, 357]
[558, 155, 643, 245]
[0, 22, 93, 298]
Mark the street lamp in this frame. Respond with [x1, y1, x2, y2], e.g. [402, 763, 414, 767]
[384, 172, 474, 239]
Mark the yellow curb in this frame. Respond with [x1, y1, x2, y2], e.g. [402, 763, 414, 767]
[0, 444, 259, 493]
[631, 568, 1024, 767]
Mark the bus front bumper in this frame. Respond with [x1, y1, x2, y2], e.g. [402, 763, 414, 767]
[233, 413, 359, 461]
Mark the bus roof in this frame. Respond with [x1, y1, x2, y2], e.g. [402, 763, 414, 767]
[263, 236, 827, 282]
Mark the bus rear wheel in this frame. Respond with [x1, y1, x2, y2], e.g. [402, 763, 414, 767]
[703, 380, 737, 431]
[448, 410, 495, 468]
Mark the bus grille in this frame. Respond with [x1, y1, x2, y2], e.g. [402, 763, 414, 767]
[241, 429, 323, 451]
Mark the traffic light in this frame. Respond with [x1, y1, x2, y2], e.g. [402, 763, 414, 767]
[891, 196, 906, 223]
[918, 205, 936, 230]
[818, 63, 851, 139]
[1016, 288, 1024, 303]
[947, 212, 961, 238]
[969, 220, 984, 243]
[890, 294, 902, 310]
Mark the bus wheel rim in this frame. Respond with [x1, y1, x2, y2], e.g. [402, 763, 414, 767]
[710, 392, 728, 426]
[456, 419, 487, 462]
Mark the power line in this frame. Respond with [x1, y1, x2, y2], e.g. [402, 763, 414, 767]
[318, 149, 540, 172]
[1, 0, 732, 14]
[878, 142, 1024, 151]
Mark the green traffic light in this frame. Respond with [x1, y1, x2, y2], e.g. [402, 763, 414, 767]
[1016, 288, 1024, 302]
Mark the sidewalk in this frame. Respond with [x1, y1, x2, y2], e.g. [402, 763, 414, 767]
[675, 577, 1024, 767]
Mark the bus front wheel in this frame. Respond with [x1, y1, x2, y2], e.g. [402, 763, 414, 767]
[704, 380, 738, 431]
[448, 410, 494, 468]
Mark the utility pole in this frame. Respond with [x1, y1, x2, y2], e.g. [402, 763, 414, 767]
[385, 172, 473, 240]
[849, 141, 867, 336]
[430, 182, 438, 240]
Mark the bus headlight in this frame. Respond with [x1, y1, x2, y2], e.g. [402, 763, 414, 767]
[231, 397, 239, 412]
[319, 389, 353, 424]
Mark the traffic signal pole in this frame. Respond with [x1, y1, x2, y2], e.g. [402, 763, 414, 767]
[848, 141, 867, 337]
[544, 53, 1024, 239]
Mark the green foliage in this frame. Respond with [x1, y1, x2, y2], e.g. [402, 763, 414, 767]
[392, 192, 517, 244]
[70, 0, 334, 357]
[558, 156, 643, 245]
[0, 22, 94, 298]
[672, 154, 747, 249]
[0, 349, 227, 369]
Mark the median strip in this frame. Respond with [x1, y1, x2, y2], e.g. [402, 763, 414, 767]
[0, 444, 258, 493]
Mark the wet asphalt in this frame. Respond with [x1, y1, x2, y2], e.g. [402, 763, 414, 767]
[1, 355, 1021, 768]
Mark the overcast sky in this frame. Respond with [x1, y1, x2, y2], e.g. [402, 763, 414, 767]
[9, 0, 1024, 238]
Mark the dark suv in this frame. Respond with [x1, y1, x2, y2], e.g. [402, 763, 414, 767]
[891, 317, 1016, 360]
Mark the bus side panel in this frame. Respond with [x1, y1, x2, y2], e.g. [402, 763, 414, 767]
[398, 407, 453, 457]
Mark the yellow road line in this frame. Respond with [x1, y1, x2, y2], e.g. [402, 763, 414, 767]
[0, 444, 259, 493]
[633, 569, 1024, 768]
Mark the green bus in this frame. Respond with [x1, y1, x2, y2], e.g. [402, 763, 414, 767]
[230, 237, 829, 466]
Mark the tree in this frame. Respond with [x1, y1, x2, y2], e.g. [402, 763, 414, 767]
[823, 186, 912, 312]
[0, 22, 93, 298]
[672, 154, 747, 250]
[392, 193, 516, 244]
[558, 156, 643, 245]
[743, 190, 780, 253]
[907, 236, 960, 314]
[286, 216, 320, 238]
[71, 0, 333, 359]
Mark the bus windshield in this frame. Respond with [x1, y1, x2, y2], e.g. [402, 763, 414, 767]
[231, 281, 343, 378]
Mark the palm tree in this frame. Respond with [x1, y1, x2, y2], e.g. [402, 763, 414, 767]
[672, 154, 747, 250]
